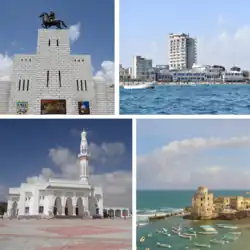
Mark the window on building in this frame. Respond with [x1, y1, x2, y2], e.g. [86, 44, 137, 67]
[58, 71, 61, 87]
[25, 207, 29, 214]
[27, 80, 29, 91]
[39, 206, 44, 214]
[80, 80, 83, 91]
[47, 70, 49, 87]
[18, 79, 21, 91]
[76, 80, 79, 91]
[84, 80, 87, 91]
[22, 80, 25, 91]
[48, 39, 51, 46]
[57, 39, 59, 46]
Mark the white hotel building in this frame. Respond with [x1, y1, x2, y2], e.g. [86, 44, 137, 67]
[169, 33, 197, 70]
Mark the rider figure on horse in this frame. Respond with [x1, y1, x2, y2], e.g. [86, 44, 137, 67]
[48, 10, 55, 23]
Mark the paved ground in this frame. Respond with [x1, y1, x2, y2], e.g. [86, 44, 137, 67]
[0, 218, 132, 250]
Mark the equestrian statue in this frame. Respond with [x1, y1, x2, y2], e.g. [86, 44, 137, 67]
[39, 10, 68, 29]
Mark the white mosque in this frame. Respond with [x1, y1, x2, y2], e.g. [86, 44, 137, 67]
[7, 130, 131, 218]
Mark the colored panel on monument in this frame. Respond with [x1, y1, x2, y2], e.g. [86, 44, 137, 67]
[41, 100, 66, 114]
[78, 101, 90, 115]
[16, 101, 28, 114]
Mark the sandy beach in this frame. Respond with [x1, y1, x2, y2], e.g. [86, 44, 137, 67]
[0, 218, 132, 250]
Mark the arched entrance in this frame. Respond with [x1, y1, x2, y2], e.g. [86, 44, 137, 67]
[108, 209, 114, 218]
[65, 197, 73, 216]
[76, 197, 84, 216]
[53, 197, 62, 216]
[12, 201, 18, 217]
[115, 209, 121, 217]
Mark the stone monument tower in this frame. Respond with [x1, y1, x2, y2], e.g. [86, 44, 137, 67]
[78, 129, 89, 182]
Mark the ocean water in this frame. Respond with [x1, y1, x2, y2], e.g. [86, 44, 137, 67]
[137, 190, 250, 250]
[120, 85, 250, 114]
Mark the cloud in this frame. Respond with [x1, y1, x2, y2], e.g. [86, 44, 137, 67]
[137, 136, 250, 190]
[69, 23, 81, 43]
[26, 142, 132, 207]
[93, 61, 114, 86]
[0, 53, 13, 81]
[198, 25, 250, 69]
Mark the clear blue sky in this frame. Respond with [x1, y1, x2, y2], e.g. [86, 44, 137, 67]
[0, 0, 114, 71]
[120, 0, 250, 68]
[0, 119, 132, 188]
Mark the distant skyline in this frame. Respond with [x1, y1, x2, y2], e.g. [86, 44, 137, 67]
[120, 0, 250, 69]
[0, 119, 132, 207]
[137, 119, 250, 190]
[0, 0, 114, 83]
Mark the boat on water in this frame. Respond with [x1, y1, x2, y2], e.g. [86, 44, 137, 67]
[216, 224, 238, 229]
[140, 236, 145, 242]
[194, 243, 211, 248]
[172, 229, 180, 235]
[123, 81, 155, 89]
[172, 226, 181, 231]
[183, 232, 196, 237]
[210, 239, 226, 244]
[179, 234, 192, 240]
[137, 222, 148, 227]
[198, 231, 218, 235]
[156, 242, 172, 248]
[198, 225, 218, 235]
[156, 230, 171, 236]
[162, 228, 168, 232]
[222, 234, 238, 241]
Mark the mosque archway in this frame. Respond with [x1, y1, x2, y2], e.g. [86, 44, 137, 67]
[89, 196, 99, 215]
[12, 201, 18, 217]
[65, 197, 73, 216]
[115, 209, 121, 217]
[76, 197, 84, 216]
[53, 197, 62, 215]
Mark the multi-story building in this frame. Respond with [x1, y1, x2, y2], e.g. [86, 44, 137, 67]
[169, 33, 197, 70]
[0, 29, 114, 115]
[222, 71, 244, 82]
[191, 186, 214, 219]
[132, 56, 154, 80]
[119, 64, 132, 81]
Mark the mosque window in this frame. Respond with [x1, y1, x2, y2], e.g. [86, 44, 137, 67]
[48, 39, 51, 46]
[27, 80, 29, 91]
[57, 39, 59, 47]
[39, 206, 44, 214]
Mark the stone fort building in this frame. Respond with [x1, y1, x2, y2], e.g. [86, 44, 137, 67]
[0, 29, 114, 115]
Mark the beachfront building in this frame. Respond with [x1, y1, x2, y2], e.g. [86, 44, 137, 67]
[132, 56, 155, 80]
[155, 65, 173, 82]
[222, 71, 244, 82]
[0, 28, 114, 115]
[191, 186, 214, 219]
[169, 33, 197, 70]
[7, 130, 104, 218]
[119, 64, 132, 81]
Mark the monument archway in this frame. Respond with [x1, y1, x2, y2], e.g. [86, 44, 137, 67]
[53, 197, 62, 215]
[12, 201, 18, 217]
[65, 197, 73, 216]
[76, 197, 84, 216]
[108, 209, 114, 217]
[115, 209, 121, 217]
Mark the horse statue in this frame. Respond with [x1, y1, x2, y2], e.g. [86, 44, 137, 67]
[39, 12, 68, 29]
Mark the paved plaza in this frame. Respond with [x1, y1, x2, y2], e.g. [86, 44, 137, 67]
[0, 218, 132, 250]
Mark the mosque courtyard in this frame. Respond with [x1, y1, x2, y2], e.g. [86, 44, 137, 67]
[0, 218, 132, 250]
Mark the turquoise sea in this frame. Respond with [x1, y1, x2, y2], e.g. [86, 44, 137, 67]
[120, 84, 250, 114]
[137, 190, 250, 250]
